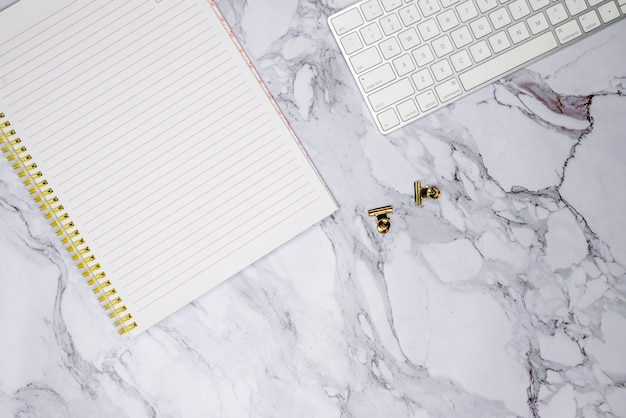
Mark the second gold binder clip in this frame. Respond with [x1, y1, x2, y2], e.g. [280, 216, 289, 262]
[414, 181, 440, 206]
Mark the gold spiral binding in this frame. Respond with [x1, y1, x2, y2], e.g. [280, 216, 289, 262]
[0, 113, 137, 335]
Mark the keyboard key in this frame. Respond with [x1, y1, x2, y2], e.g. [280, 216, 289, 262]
[418, 0, 442, 16]
[340, 32, 364, 54]
[368, 78, 415, 111]
[469, 40, 492, 61]
[565, 0, 587, 15]
[398, 27, 421, 50]
[380, 14, 403, 35]
[470, 16, 494, 38]
[528, 0, 549, 10]
[437, 9, 461, 30]
[489, 7, 512, 29]
[546, 4, 568, 25]
[380, 37, 402, 59]
[450, 50, 473, 71]
[397, 99, 420, 121]
[399, 4, 422, 25]
[381, 0, 404, 11]
[579, 10, 601, 32]
[359, 63, 397, 92]
[459, 32, 558, 90]
[435, 78, 463, 102]
[527, 12, 549, 34]
[350, 46, 383, 73]
[360, 22, 384, 44]
[416, 90, 439, 112]
[431, 59, 454, 81]
[377, 107, 401, 130]
[508, 21, 530, 43]
[432, 35, 454, 57]
[555, 20, 582, 43]
[598, 1, 620, 22]
[413, 44, 436, 66]
[361, 0, 384, 21]
[441, 0, 461, 7]
[489, 31, 511, 52]
[509, 0, 531, 19]
[412, 68, 435, 89]
[476, 0, 499, 12]
[457, 0, 479, 21]
[393, 54, 417, 75]
[331, 8, 364, 36]
[451, 26, 473, 47]
[418, 18, 441, 40]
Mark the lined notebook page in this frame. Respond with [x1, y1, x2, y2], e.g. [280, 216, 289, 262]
[0, 0, 336, 335]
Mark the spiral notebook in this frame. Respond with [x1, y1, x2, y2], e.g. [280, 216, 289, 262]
[0, 0, 337, 336]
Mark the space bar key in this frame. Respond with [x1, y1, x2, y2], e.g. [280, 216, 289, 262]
[459, 32, 558, 91]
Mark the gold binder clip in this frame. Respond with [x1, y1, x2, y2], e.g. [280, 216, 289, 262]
[414, 181, 440, 206]
[368, 205, 393, 234]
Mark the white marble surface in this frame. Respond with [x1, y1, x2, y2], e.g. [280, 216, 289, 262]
[1, 0, 626, 417]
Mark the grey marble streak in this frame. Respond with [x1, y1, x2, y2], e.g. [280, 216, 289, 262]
[1, 0, 626, 417]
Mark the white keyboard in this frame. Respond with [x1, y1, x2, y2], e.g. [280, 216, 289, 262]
[328, 0, 625, 133]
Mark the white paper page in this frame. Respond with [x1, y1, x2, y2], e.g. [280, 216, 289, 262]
[0, 0, 336, 335]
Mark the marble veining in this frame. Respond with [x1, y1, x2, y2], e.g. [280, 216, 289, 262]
[1, 0, 625, 417]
